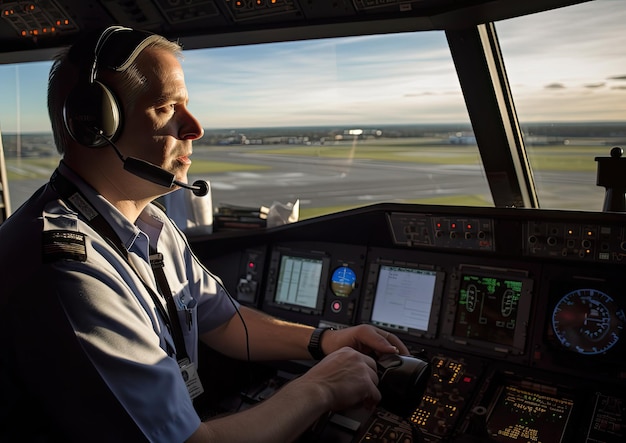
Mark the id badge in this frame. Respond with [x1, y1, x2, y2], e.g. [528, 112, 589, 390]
[178, 358, 204, 400]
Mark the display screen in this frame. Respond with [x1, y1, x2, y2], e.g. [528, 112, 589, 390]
[551, 287, 625, 356]
[486, 384, 574, 442]
[452, 271, 530, 352]
[274, 255, 324, 311]
[586, 392, 625, 443]
[371, 265, 440, 334]
[453, 273, 522, 346]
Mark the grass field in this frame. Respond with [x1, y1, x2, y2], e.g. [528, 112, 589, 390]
[249, 141, 609, 173]
[4, 155, 266, 180]
[4, 140, 611, 218]
[5, 140, 610, 180]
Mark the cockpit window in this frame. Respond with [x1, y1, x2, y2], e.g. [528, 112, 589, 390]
[496, 0, 626, 211]
[1, 31, 490, 221]
[183, 32, 490, 219]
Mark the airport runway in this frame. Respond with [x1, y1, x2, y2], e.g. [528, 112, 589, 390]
[188, 147, 491, 211]
[7, 146, 605, 216]
[188, 146, 604, 213]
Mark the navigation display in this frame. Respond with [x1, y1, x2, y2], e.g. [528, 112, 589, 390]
[449, 266, 533, 354]
[369, 264, 444, 338]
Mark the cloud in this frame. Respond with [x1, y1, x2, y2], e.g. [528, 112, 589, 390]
[1, 0, 625, 132]
[584, 83, 606, 89]
[545, 83, 566, 90]
[404, 92, 435, 97]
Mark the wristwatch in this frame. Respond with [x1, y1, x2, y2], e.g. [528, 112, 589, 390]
[307, 327, 333, 360]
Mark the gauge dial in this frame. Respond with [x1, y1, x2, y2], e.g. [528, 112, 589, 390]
[551, 288, 625, 355]
[330, 266, 356, 297]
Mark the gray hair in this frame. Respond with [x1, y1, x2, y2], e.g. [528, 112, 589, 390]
[47, 32, 182, 154]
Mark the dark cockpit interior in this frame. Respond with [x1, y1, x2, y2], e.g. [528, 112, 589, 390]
[1, 1, 624, 442]
[193, 201, 626, 442]
[0, 1, 591, 58]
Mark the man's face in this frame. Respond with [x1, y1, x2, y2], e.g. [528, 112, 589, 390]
[116, 47, 204, 191]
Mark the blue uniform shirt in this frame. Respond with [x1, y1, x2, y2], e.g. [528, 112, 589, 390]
[0, 162, 239, 442]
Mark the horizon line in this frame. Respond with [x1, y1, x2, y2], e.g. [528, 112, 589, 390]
[2, 120, 626, 136]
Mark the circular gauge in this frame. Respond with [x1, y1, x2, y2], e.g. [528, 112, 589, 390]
[551, 288, 625, 355]
[330, 266, 357, 297]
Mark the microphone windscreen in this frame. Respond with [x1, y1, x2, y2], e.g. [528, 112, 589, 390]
[191, 180, 210, 197]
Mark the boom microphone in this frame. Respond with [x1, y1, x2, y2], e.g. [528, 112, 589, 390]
[123, 157, 209, 197]
[94, 129, 210, 197]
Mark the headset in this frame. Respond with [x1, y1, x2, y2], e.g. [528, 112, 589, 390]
[63, 26, 160, 148]
[63, 26, 210, 196]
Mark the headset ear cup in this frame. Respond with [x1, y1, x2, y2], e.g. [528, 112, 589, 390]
[63, 80, 122, 148]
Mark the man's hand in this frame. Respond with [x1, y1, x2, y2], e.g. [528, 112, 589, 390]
[296, 346, 381, 411]
[320, 324, 410, 358]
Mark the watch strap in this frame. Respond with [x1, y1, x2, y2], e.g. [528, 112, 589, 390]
[307, 327, 333, 360]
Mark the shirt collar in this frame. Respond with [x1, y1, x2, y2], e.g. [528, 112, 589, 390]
[57, 162, 165, 254]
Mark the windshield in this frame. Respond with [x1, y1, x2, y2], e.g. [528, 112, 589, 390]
[496, 0, 626, 211]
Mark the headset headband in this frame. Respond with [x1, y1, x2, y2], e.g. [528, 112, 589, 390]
[63, 25, 162, 147]
[89, 26, 161, 83]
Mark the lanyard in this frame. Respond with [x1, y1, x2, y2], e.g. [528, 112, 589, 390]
[50, 168, 190, 361]
[148, 247, 191, 362]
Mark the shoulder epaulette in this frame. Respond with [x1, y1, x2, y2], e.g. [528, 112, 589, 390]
[42, 230, 87, 263]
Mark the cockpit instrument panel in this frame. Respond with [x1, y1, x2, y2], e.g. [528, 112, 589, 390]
[264, 247, 330, 315]
[330, 266, 357, 297]
[551, 287, 625, 356]
[193, 204, 626, 442]
[442, 265, 533, 356]
[537, 272, 626, 377]
[485, 383, 575, 443]
[262, 243, 367, 326]
[361, 254, 445, 339]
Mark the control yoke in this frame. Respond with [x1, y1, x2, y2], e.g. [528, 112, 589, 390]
[376, 353, 431, 418]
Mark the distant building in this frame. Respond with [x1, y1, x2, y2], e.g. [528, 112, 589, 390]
[448, 132, 476, 145]
[218, 132, 247, 145]
[339, 129, 383, 140]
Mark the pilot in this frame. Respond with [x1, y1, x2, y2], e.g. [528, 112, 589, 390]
[0, 26, 408, 442]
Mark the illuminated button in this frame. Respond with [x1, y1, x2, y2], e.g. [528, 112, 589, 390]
[331, 300, 342, 313]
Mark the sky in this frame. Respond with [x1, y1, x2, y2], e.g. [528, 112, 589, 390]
[0, 0, 624, 133]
